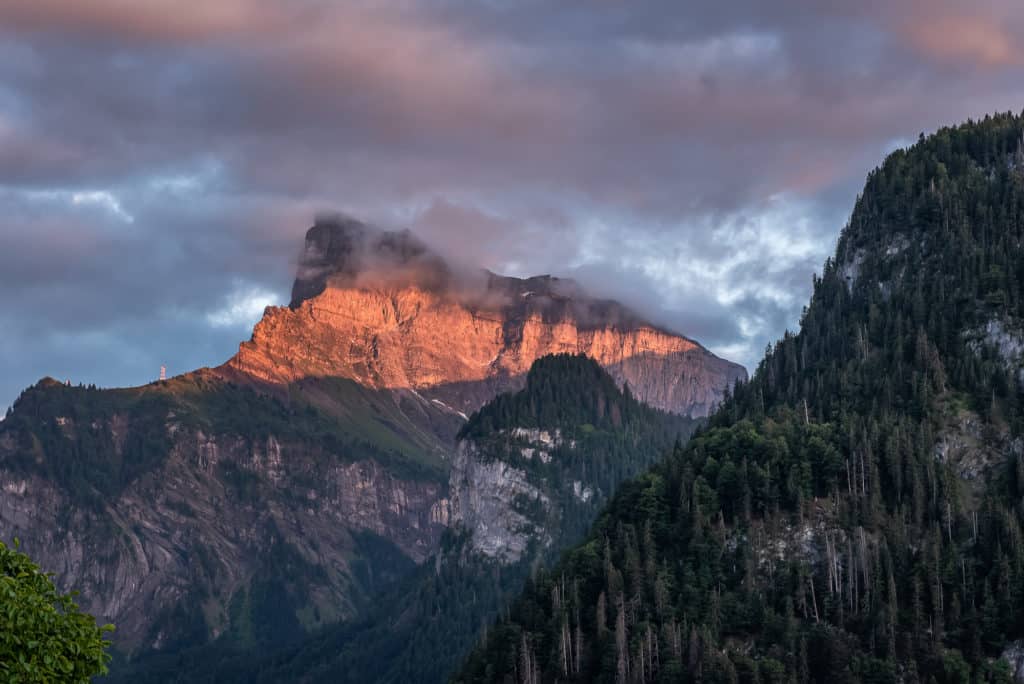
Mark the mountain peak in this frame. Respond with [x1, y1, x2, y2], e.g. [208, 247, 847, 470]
[231, 218, 746, 417]
[289, 214, 450, 307]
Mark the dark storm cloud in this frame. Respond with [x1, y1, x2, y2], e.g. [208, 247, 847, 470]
[1, 0, 1023, 408]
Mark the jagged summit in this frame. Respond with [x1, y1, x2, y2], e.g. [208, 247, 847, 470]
[291, 217, 676, 336]
[290, 215, 449, 308]
[230, 217, 746, 417]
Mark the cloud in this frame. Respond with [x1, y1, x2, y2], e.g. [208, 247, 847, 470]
[0, 0, 278, 42]
[903, 14, 1023, 67]
[1, 0, 1023, 408]
[206, 284, 278, 328]
[71, 190, 134, 223]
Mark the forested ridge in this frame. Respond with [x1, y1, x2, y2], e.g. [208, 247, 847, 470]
[455, 113, 1024, 683]
[1, 371, 452, 512]
[460, 354, 699, 545]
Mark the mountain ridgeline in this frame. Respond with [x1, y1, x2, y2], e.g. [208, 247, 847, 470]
[103, 354, 697, 683]
[456, 113, 1024, 683]
[227, 216, 746, 418]
[0, 371, 455, 655]
[0, 212, 738, 669]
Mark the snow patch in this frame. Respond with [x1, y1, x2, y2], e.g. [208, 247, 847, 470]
[430, 397, 469, 420]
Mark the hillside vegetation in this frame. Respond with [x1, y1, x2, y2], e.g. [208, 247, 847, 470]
[456, 113, 1024, 683]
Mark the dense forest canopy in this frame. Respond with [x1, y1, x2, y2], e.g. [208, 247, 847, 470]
[456, 113, 1024, 683]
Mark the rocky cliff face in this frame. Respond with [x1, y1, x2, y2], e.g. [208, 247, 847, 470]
[225, 217, 746, 418]
[447, 428, 564, 562]
[0, 375, 454, 654]
[0, 442, 445, 650]
[448, 427, 613, 563]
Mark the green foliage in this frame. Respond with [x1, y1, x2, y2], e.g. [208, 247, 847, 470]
[455, 113, 1024, 683]
[0, 540, 113, 682]
[0, 380, 175, 509]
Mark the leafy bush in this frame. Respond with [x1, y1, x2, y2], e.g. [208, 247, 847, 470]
[0, 540, 113, 682]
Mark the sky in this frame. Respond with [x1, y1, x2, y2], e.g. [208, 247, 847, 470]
[1, 0, 1024, 410]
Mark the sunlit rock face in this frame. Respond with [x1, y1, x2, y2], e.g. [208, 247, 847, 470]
[225, 217, 746, 417]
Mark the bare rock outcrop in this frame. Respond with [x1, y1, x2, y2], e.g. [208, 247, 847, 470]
[225, 217, 746, 417]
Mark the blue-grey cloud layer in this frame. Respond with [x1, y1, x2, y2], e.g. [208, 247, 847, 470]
[1, 0, 1023, 408]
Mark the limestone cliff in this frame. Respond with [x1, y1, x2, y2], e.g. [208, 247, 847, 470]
[447, 429, 561, 562]
[0, 443, 446, 650]
[0, 374, 455, 653]
[446, 354, 698, 564]
[224, 217, 746, 418]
